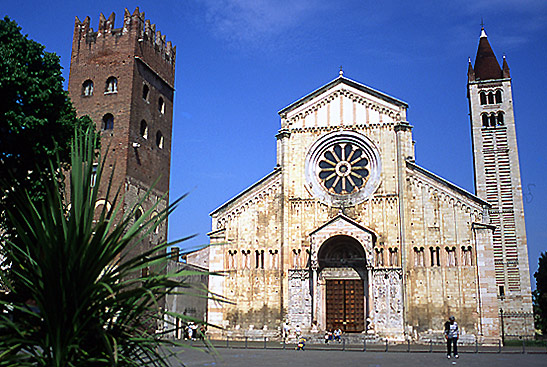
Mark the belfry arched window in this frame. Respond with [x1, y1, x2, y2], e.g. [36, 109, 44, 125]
[487, 92, 494, 104]
[479, 91, 487, 105]
[140, 120, 148, 139]
[105, 76, 118, 94]
[481, 113, 489, 127]
[158, 97, 165, 114]
[142, 84, 149, 101]
[495, 90, 502, 104]
[156, 131, 164, 149]
[102, 114, 114, 130]
[82, 79, 93, 96]
[497, 112, 504, 126]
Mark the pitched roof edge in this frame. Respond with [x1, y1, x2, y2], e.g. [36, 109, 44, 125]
[406, 161, 490, 207]
[209, 167, 282, 216]
[278, 76, 408, 116]
[309, 213, 377, 240]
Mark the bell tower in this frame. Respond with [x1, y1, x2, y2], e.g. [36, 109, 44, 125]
[467, 28, 533, 337]
[67, 8, 176, 261]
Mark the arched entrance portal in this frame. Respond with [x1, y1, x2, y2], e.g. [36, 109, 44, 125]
[318, 235, 368, 333]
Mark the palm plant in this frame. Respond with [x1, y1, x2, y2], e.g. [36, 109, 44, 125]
[0, 130, 207, 366]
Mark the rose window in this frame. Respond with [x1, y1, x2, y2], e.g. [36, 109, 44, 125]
[318, 143, 370, 194]
[305, 130, 381, 206]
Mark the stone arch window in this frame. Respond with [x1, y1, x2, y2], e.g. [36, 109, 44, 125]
[481, 113, 489, 127]
[242, 250, 251, 269]
[255, 249, 265, 269]
[497, 112, 504, 126]
[142, 84, 149, 101]
[140, 120, 148, 139]
[430, 246, 440, 266]
[487, 91, 494, 104]
[479, 91, 487, 105]
[414, 247, 425, 267]
[150, 210, 160, 234]
[227, 250, 238, 269]
[82, 79, 93, 96]
[461, 246, 473, 266]
[134, 208, 143, 223]
[489, 113, 497, 127]
[495, 90, 502, 104]
[105, 76, 118, 94]
[388, 247, 399, 267]
[102, 113, 114, 130]
[269, 249, 279, 269]
[446, 246, 457, 266]
[156, 131, 164, 149]
[292, 249, 302, 268]
[375, 248, 384, 267]
[158, 97, 165, 114]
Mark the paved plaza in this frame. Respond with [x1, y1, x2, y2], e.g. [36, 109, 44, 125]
[168, 346, 547, 367]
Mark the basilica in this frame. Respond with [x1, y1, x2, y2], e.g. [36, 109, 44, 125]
[202, 29, 534, 341]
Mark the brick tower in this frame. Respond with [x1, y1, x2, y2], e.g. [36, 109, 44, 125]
[467, 28, 533, 337]
[67, 8, 176, 262]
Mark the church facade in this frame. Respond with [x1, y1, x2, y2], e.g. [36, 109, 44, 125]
[206, 29, 533, 341]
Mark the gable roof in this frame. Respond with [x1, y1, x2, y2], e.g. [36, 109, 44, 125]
[309, 213, 377, 240]
[278, 75, 408, 116]
[406, 161, 490, 207]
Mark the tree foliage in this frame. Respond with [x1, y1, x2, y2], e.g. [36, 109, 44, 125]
[0, 16, 93, 237]
[0, 130, 209, 366]
[534, 252, 547, 335]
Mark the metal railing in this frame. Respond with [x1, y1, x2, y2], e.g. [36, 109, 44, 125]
[182, 336, 547, 354]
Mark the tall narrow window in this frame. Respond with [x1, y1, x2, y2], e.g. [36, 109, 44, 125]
[479, 92, 487, 105]
[487, 92, 494, 104]
[102, 113, 114, 130]
[90, 163, 98, 187]
[499, 285, 505, 297]
[375, 248, 384, 267]
[446, 247, 456, 266]
[489, 114, 496, 127]
[156, 131, 164, 149]
[414, 247, 425, 267]
[142, 84, 149, 101]
[269, 249, 279, 269]
[461, 246, 473, 266]
[82, 79, 94, 96]
[105, 77, 118, 93]
[495, 90, 502, 104]
[482, 113, 489, 127]
[228, 250, 237, 269]
[389, 247, 399, 267]
[292, 249, 301, 268]
[430, 247, 440, 266]
[140, 120, 148, 139]
[497, 112, 504, 126]
[242, 250, 251, 269]
[158, 97, 165, 114]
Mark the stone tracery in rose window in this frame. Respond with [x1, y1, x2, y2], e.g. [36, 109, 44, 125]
[317, 143, 370, 195]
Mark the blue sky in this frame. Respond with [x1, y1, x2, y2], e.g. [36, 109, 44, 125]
[3, 0, 546, 287]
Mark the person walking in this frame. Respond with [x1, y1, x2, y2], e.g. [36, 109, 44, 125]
[444, 316, 459, 359]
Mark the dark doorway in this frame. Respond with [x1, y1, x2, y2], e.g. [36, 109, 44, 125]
[326, 279, 365, 332]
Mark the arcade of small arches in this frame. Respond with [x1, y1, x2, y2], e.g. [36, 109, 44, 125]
[479, 89, 502, 105]
[412, 245, 473, 267]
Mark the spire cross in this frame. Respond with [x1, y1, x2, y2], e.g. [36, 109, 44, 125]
[480, 18, 485, 28]
[339, 65, 344, 77]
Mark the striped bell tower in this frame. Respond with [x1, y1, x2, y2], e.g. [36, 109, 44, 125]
[467, 27, 533, 337]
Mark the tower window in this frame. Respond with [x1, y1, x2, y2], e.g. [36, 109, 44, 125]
[497, 112, 504, 126]
[495, 90, 502, 104]
[140, 120, 148, 139]
[499, 285, 505, 297]
[135, 208, 143, 222]
[105, 77, 118, 94]
[481, 113, 489, 127]
[102, 114, 114, 130]
[142, 84, 149, 101]
[158, 97, 165, 114]
[479, 92, 487, 105]
[487, 92, 494, 104]
[489, 114, 496, 127]
[82, 80, 94, 96]
[156, 131, 164, 149]
[430, 246, 440, 266]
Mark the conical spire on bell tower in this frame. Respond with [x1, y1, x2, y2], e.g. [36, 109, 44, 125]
[473, 27, 503, 80]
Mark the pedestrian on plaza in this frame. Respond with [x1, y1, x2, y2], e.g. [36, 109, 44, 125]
[295, 324, 302, 339]
[444, 316, 459, 359]
[296, 336, 306, 351]
[324, 331, 330, 344]
[334, 328, 342, 343]
[283, 321, 290, 340]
